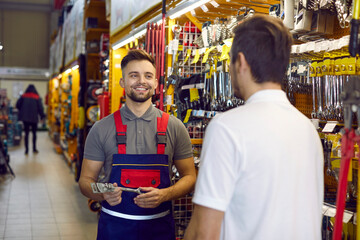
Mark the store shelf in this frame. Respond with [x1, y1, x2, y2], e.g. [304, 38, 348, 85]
[88, 53, 100, 57]
[85, 0, 105, 11]
[86, 28, 109, 34]
[191, 139, 203, 145]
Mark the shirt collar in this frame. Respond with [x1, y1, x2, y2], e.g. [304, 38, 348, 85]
[121, 104, 155, 122]
[245, 89, 289, 104]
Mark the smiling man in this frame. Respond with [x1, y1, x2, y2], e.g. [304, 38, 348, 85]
[79, 50, 196, 240]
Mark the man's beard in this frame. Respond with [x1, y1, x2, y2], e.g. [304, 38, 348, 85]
[127, 87, 153, 102]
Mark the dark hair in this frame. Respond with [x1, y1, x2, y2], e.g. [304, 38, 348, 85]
[121, 49, 156, 70]
[25, 84, 38, 94]
[231, 15, 293, 84]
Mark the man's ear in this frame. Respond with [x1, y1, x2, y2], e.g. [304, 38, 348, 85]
[236, 52, 249, 74]
[119, 78, 124, 88]
[154, 78, 158, 90]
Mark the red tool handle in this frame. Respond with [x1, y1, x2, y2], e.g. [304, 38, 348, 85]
[333, 129, 355, 240]
[146, 23, 150, 53]
[159, 0, 166, 111]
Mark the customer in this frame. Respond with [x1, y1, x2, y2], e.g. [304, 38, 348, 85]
[16, 84, 45, 154]
[79, 49, 196, 240]
[185, 15, 324, 240]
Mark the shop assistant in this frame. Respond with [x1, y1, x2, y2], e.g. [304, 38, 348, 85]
[79, 49, 196, 240]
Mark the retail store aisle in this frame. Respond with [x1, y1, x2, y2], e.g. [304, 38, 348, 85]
[0, 132, 98, 240]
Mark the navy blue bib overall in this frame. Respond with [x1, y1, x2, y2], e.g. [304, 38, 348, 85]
[97, 110, 175, 240]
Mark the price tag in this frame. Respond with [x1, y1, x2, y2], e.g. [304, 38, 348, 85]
[320, 40, 329, 52]
[343, 211, 353, 223]
[299, 43, 307, 53]
[183, 109, 192, 123]
[184, 49, 192, 64]
[311, 118, 319, 129]
[220, 45, 230, 61]
[223, 38, 233, 47]
[189, 88, 200, 102]
[198, 110, 205, 117]
[322, 205, 329, 215]
[202, 46, 216, 63]
[210, 0, 219, 7]
[173, 39, 179, 52]
[314, 42, 322, 53]
[165, 95, 172, 105]
[200, 4, 208, 12]
[322, 121, 338, 133]
[306, 42, 316, 52]
[191, 49, 200, 64]
[324, 207, 336, 217]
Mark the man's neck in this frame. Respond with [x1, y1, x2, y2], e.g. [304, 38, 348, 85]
[244, 81, 282, 101]
[125, 99, 152, 117]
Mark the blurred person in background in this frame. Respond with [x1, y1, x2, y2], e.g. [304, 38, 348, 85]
[16, 84, 45, 154]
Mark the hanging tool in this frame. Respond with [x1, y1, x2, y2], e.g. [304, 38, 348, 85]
[349, 0, 360, 56]
[332, 75, 360, 240]
[283, 0, 294, 29]
[159, 0, 166, 111]
[146, 23, 150, 53]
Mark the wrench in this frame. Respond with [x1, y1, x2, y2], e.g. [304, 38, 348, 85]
[120, 187, 143, 195]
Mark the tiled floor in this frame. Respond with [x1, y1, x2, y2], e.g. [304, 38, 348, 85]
[0, 131, 98, 240]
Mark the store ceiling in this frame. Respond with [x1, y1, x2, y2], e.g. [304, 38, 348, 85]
[177, 0, 280, 25]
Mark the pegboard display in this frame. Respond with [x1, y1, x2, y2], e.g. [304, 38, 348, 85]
[173, 142, 201, 240]
[177, 21, 205, 78]
[294, 93, 314, 118]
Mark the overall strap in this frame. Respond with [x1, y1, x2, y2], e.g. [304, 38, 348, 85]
[114, 110, 127, 154]
[157, 112, 170, 154]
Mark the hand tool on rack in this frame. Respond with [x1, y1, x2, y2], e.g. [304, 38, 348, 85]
[146, 23, 150, 53]
[159, 0, 166, 111]
[283, 0, 294, 29]
[151, 23, 155, 58]
[310, 63, 317, 118]
[335, 0, 352, 28]
[167, 25, 181, 88]
[332, 75, 360, 240]
[218, 69, 226, 111]
[155, 23, 160, 95]
[316, 64, 324, 119]
[349, 0, 360, 56]
[225, 69, 233, 110]
[210, 59, 218, 111]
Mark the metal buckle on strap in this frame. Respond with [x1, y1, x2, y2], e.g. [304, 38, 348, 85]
[116, 133, 126, 144]
[156, 132, 167, 145]
[101, 207, 170, 220]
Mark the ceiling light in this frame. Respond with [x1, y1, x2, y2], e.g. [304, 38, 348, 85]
[169, 0, 211, 19]
[71, 65, 79, 71]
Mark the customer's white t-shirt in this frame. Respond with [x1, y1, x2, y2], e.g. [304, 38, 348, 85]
[193, 90, 324, 240]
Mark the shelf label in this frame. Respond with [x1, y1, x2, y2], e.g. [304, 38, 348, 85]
[190, 88, 200, 102]
[322, 121, 338, 133]
[183, 109, 192, 123]
[191, 49, 200, 64]
[184, 49, 192, 64]
[202, 46, 216, 63]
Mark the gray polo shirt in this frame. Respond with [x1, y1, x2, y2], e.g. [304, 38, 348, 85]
[84, 104, 193, 182]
